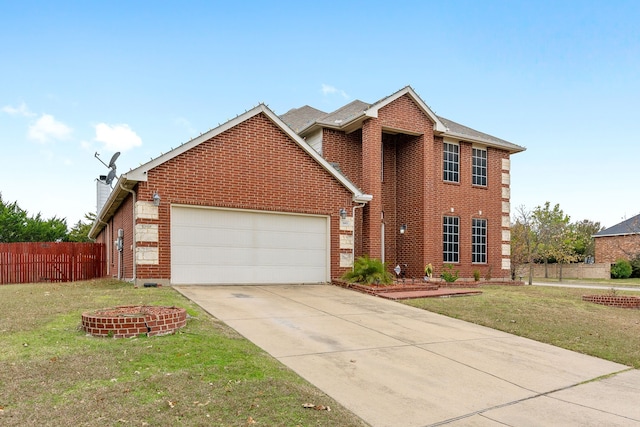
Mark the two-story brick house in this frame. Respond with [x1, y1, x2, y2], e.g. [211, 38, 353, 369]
[90, 86, 525, 286]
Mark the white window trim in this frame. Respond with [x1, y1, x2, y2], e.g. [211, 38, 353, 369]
[472, 145, 487, 187]
[443, 139, 460, 183]
[472, 218, 487, 264]
[443, 215, 460, 263]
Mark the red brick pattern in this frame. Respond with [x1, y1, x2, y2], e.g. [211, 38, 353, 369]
[321, 93, 511, 280]
[95, 94, 516, 283]
[99, 113, 356, 282]
[82, 305, 187, 338]
[95, 196, 134, 279]
[594, 234, 640, 264]
[582, 295, 640, 309]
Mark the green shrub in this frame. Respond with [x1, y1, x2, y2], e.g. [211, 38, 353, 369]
[342, 255, 394, 285]
[611, 259, 632, 279]
[629, 254, 640, 278]
[440, 264, 459, 283]
[473, 269, 481, 281]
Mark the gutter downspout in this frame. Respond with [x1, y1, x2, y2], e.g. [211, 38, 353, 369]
[119, 182, 137, 285]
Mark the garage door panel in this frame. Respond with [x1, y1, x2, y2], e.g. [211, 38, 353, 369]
[171, 207, 329, 284]
[173, 227, 326, 250]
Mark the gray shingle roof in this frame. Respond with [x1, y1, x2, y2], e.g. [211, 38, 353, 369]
[316, 100, 370, 127]
[279, 88, 525, 153]
[437, 116, 523, 152]
[280, 105, 327, 133]
[594, 213, 640, 237]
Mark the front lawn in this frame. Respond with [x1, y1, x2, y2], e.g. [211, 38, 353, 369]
[0, 279, 367, 426]
[403, 285, 640, 368]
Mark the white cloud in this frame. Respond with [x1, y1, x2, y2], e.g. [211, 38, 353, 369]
[2, 102, 36, 117]
[94, 123, 142, 152]
[80, 140, 93, 151]
[321, 84, 349, 99]
[175, 117, 197, 136]
[28, 114, 73, 142]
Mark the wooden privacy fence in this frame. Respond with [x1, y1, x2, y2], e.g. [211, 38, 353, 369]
[0, 242, 106, 285]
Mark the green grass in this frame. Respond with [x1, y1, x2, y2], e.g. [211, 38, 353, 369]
[0, 279, 368, 427]
[403, 285, 640, 368]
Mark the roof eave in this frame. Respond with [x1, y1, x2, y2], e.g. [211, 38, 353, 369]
[88, 176, 138, 238]
[299, 111, 373, 137]
[443, 131, 526, 154]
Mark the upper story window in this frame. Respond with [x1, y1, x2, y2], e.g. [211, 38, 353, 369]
[472, 218, 487, 263]
[443, 142, 459, 183]
[443, 216, 459, 263]
[472, 147, 487, 186]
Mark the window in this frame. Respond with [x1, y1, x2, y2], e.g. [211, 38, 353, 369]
[443, 142, 459, 183]
[443, 216, 459, 263]
[472, 218, 487, 263]
[472, 147, 487, 186]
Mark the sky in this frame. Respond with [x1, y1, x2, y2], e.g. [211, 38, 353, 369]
[1, 1, 639, 230]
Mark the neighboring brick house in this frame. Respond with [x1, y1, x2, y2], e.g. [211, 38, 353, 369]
[89, 86, 525, 286]
[594, 214, 640, 263]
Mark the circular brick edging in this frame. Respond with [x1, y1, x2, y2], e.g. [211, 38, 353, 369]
[82, 305, 187, 338]
[582, 295, 640, 309]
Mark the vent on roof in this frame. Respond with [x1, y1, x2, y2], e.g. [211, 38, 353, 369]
[330, 162, 342, 173]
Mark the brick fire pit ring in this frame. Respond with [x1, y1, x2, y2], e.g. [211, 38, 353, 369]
[82, 305, 187, 338]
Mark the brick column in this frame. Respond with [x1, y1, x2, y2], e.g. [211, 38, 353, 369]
[362, 118, 382, 259]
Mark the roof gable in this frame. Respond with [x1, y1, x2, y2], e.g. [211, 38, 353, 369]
[90, 104, 370, 238]
[364, 86, 447, 132]
[124, 105, 364, 198]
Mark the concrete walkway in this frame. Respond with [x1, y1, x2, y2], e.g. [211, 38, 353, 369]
[174, 284, 640, 427]
[532, 281, 640, 292]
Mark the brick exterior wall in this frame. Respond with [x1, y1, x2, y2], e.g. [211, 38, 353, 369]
[95, 195, 134, 280]
[594, 234, 640, 264]
[319, 94, 512, 280]
[96, 94, 516, 284]
[322, 129, 363, 187]
[96, 112, 356, 284]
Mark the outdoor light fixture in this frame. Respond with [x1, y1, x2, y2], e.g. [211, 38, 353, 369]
[339, 208, 347, 219]
[400, 224, 407, 234]
[153, 192, 161, 206]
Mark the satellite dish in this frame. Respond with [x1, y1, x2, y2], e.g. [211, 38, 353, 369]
[108, 152, 120, 169]
[105, 169, 117, 185]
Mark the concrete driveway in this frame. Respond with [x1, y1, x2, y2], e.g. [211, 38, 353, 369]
[174, 284, 640, 427]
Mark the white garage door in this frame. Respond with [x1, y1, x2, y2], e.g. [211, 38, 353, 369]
[171, 206, 329, 285]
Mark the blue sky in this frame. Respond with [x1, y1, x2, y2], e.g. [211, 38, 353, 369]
[1, 1, 639, 229]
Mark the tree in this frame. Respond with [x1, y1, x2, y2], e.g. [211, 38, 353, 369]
[67, 212, 96, 242]
[571, 219, 603, 261]
[0, 194, 28, 242]
[0, 193, 68, 242]
[549, 227, 579, 281]
[511, 205, 538, 285]
[532, 202, 572, 279]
